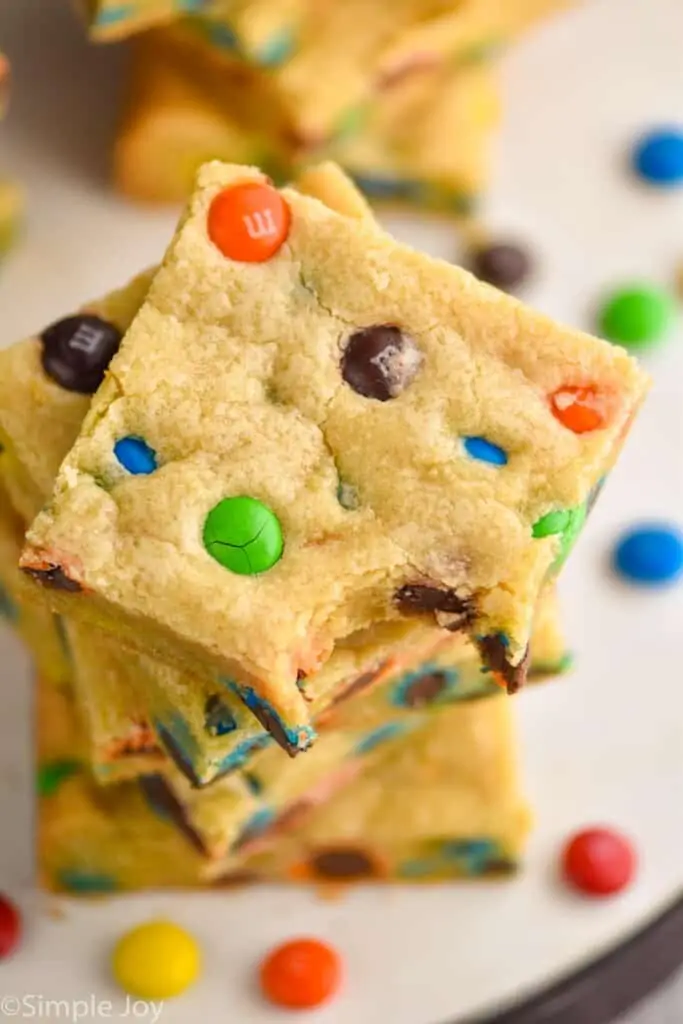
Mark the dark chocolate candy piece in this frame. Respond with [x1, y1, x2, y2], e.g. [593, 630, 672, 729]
[40, 314, 122, 394]
[341, 325, 422, 401]
[401, 671, 448, 708]
[213, 870, 259, 888]
[22, 564, 82, 592]
[310, 847, 378, 880]
[242, 700, 298, 757]
[478, 635, 530, 694]
[470, 242, 531, 291]
[328, 665, 384, 711]
[138, 774, 207, 854]
[394, 583, 472, 624]
[155, 725, 202, 787]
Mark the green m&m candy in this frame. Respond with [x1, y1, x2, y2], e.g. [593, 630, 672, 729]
[203, 496, 284, 575]
[532, 509, 571, 538]
[37, 759, 81, 797]
[598, 284, 676, 350]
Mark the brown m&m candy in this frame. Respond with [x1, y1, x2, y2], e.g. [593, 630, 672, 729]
[40, 315, 122, 394]
[341, 325, 422, 401]
[470, 242, 531, 291]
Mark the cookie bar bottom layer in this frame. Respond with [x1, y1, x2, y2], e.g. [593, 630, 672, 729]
[234, 695, 530, 885]
[38, 677, 529, 892]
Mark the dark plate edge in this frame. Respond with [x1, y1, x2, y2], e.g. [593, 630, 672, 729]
[454, 891, 683, 1024]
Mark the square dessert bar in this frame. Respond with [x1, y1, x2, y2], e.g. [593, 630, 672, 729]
[23, 162, 648, 746]
[2, 165, 431, 770]
[38, 673, 529, 892]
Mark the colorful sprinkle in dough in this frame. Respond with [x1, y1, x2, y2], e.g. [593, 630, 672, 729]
[0, 584, 18, 622]
[259, 938, 342, 1010]
[550, 385, 606, 434]
[612, 523, 683, 586]
[469, 242, 531, 291]
[207, 182, 291, 262]
[598, 285, 676, 351]
[0, 894, 21, 959]
[40, 315, 122, 394]
[203, 496, 284, 575]
[112, 920, 202, 1000]
[257, 29, 294, 66]
[341, 325, 422, 401]
[204, 695, 237, 737]
[37, 759, 80, 797]
[233, 808, 275, 850]
[354, 721, 406, 755]
[632, 128, 683, 187]
[58, 870, 118, 893]
[441, 838, 500, 873]
[463, 436, 508, 466]
[562, 827, 636, 897]
[532, 509, 571, 539]
[113, 436, 158, 475]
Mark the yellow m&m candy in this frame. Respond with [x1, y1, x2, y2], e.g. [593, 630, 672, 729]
[112, 920, 201, 1000]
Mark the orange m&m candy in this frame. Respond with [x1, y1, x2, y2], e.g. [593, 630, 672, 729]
[207, 182, 291, 263]
[550, 385, 606, 434]
[259, 937, 342, 1010]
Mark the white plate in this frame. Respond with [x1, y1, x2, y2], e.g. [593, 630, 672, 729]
[1, 0, 682, 1021]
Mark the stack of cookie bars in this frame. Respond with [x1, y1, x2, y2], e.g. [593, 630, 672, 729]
[0, 158, 647, 892]
[76, 0, 572, 208]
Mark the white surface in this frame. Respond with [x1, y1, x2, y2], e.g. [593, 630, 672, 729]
[1, 0, 683, 1021]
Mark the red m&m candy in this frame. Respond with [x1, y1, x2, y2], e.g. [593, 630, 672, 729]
[562, 827, 636, 897]
[0, 894, 21, 959]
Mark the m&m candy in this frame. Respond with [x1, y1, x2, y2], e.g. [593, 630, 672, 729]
[259, 937, 342, 1010]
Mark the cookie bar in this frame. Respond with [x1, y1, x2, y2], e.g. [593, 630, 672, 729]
[223, 694, 531, 883]
[23, 160, 647, 753]
[166, 0, 566, 148]
[330, 62, 499, 217]
[2, 164, 418, 777]
[115, 32, 497, 216]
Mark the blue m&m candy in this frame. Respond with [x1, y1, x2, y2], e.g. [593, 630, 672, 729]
[612, 523, 683, 586]
[632, 128, 683, 188]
